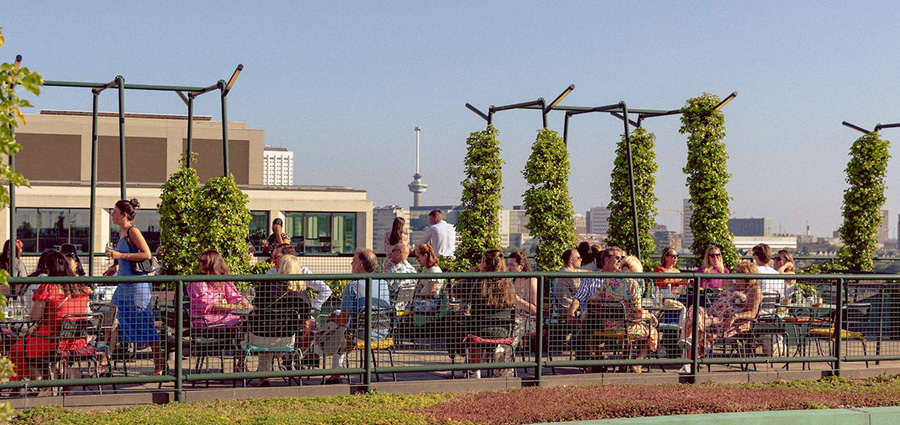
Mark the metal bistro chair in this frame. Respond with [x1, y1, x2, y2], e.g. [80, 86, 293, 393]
[461, 311, 517, 378]
[352, 306, 398, 382]
[392, 285, 417, 343]
[582, 300, 655, 373]
[241, 308, 306, 386]
[38, 313, 105, 395]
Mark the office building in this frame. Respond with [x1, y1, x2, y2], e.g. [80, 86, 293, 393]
[878, 209, 889, 243]
[373, 205, 409, 253]
[586, 206, 610, 235]
[682, 199, 693, 249]
[5, 111, 373, 263]
[728, 217, 773, 237]
[263, 146, 294, 186]
[573, 214, 586, 235]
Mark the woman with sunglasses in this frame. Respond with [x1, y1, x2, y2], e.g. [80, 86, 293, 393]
[654, 247, 685, 296]
[697, 246, 730, 289]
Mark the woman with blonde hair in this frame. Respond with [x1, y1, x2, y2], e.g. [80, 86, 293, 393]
[697, 246, 730, 289]
[244, 254, 310, 386]
[586, 255, 659, 372]
[678, 261, 762, 373]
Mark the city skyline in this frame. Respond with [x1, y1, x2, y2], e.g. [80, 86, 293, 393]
[7, 2, 900, 238]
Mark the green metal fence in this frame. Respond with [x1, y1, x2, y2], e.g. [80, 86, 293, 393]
[1, 270, 898, 402]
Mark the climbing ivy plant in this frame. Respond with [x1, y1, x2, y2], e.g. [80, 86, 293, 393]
[523, 128, 577, 271]
[0, 25, 42, 419]
[454, 125, 503, 271]
[679, 93, 738, 269]
[158, 154, 201, 275]
[838, 132, 890, 271]
[195, 175, 252, 275]
[606, 126, 659, 264]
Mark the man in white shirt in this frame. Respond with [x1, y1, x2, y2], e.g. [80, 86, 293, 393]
[419, 209, 456, 257]
[752, 243, 785, 357]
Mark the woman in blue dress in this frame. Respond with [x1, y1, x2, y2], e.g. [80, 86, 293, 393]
[105, 198, 165, 375]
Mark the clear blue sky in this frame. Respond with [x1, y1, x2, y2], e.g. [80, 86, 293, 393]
[6, 1, 900, 238]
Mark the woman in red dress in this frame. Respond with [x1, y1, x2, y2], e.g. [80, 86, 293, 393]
[9, 251, 91, 381]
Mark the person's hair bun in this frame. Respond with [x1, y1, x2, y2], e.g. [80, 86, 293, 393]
[129, 198, 141, 209]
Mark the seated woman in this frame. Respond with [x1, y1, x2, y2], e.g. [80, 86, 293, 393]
[697, 246, 730, 289]
[450, 250, 515, 379]
[654, 247, 686, 296]
[507, 251, 538, 350]
[411, 244, 444, 313]
[187, 249, 253, 355]
[584, 255, 658, 373]
[678, 261, 762, 373]
[9, 251, 92, 381]
[244, 255, 309, 387]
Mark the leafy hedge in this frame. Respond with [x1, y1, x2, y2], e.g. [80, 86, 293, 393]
[606, 126, 659, 265]
[455, 125, 503, 271]
[195, 176, 252, 275]
[838, 132, 890, 271]
[522, 128, 577, 271]
[680, 93, 738, 269]
[158, 156, 201, 275]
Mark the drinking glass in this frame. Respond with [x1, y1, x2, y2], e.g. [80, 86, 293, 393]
[106, 242, 115, 265]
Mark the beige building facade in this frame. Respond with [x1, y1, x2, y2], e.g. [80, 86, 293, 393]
[2, 111, 372, 262]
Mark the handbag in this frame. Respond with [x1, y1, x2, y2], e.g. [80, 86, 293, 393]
[123, 226, 158, 275]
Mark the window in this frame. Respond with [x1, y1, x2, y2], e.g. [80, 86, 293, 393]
[284, 212, 356, 254]
[249, 211, 269, 253]
[109, 209, 161, 253]
[15, 208, 91, 253]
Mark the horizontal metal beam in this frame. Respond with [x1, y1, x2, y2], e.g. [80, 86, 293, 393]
[492, 98, 543, 112]
[45, 80, 208, 92]
[526, 104, 668, 114]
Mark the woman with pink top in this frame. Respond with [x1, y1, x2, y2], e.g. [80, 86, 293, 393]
[188, 249, 253, 329]
[697, 246, 730, 289]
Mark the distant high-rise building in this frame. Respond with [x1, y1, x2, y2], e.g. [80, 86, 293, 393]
[373, 206, 409, 253]
[878, 209, 890, 243]
[574, 214, 587, 235]
[728, 217, 773, 237]
[652, 224, 679, 253]
[263, 146, 294, 186]
[586, 206, 610, 235]
[506, 206, 531, 249]
[499, 209, 511, 248]
[682, 199, 694, 249]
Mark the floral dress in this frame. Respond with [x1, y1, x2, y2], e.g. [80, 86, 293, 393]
[587, 278, 659, 352]
[683, 287, 754, 356]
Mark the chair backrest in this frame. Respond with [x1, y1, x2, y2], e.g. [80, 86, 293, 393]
[759, 292, 781, 318]
[584, 300, 628, 329]
[57, 313, 98, 341]
[393, 285, 417, 311]
[355, 307, 395, 336]
[257, 308, 302, 337]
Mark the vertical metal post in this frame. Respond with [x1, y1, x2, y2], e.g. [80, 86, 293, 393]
[363, 277, 372, 391]
[563, 113, 570, 147]
[833, 278, 844, 376]
[540, 99, 548, 129]
[186, 96, 194, 168]
[534, 275, 545, 384]
[117, 76, 126, 200]
[487, 108, 494, 126]
[621, 102, 641, 260]
[219, 81, 230, 177]
[691, 276, 700, 381]
[8, 124, 15, 277]
[175, 279, 184, 402]
[88, 92, 99, 276]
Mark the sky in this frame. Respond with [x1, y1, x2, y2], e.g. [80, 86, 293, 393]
[6, 1, 900, 238]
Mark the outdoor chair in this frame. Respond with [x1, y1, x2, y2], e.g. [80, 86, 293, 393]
[581, 300, 655, 373]
[241, 308, 305, 386]
[350, 306, 397, 382]
[34, 313, 105, 395]
[461, 312, 516, 378]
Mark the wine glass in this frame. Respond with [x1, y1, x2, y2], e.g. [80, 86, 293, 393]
[106, 242, 115, 265]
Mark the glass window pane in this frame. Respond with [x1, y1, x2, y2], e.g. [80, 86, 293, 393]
[15, 208, 40, 253]
[284, 212, 303, 251]
[332, 213, 356, 254]
[305, 213, 331, 253]
[68, 209, 90, 252]
[39, 209, 68, 252]
[249, 211, 269, 253]
[110, 208, 160, 253]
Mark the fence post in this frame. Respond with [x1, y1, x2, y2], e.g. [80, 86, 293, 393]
[833, 277, 844, 377]
[175, 279, 184, 402]
[363, 277, 372, 392]
[690, 275, 700, 382]
[534, 275, 545, 384]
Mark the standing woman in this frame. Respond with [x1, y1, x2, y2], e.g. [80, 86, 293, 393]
[383, 217, 410, 254]
[105, 199, 165, 375]
[0, 239, 27, 295]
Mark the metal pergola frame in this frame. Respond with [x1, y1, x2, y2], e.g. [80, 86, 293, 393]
[6, 59, 243, 276]
[466, 89, 738, 262]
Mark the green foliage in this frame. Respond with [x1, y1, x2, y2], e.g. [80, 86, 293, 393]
[799, 258, 844, 274]
[158, 155, 201, 275]
[606, 126, 658, 265]
[437, 255, 467, 273]
[838, 132, 890, 271]
[249, 261, 274, 275]
[195, 175, 252, 275]
[0, 26, 40, 421]
[455, 125, 503, 271]
[793, 283, 818, 298]
[522, 128, 577, 271]
[679, 93, 738, 269]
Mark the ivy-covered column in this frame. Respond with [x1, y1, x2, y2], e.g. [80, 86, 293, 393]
[158, 155, 201, 275]
[523, 128, 577, 271]
[454, 125, 503, 271]
[838, 132, 890, 271]
[679, 93, 738, 269]
[196, 175, 252, 275]
[607, 126, 659, 264]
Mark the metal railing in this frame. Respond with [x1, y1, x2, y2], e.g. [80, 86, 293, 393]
[0, 270, 898, 402]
